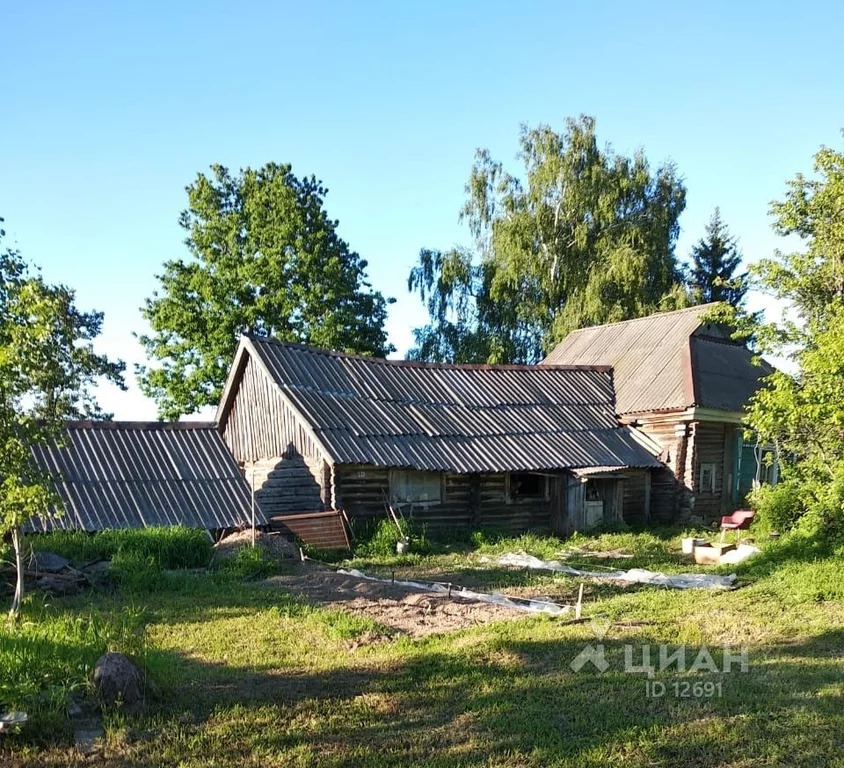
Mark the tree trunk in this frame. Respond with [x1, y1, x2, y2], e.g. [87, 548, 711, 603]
[9, 527, 24, 618]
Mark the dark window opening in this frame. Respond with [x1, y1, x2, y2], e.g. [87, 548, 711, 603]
[509, 472, 547, 501]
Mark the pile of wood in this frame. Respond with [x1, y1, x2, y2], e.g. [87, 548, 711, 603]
[1, 551, 110, 597]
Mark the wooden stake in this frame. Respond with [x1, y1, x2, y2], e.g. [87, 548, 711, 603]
[575, 583, 584, 620]
[250, 470, 256, 548]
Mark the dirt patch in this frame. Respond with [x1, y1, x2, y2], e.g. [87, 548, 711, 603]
[264, 564, 523, 638]
[214, 529, 299, 562]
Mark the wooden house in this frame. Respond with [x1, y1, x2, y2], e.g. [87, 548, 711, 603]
[216, 336, 662, 539]
[542, 304, 776, 522]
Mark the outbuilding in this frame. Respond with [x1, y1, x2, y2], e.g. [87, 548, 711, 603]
[542, 303, 776, 522]
[28, 421, 264, 532]
[216, 336, 662, 538]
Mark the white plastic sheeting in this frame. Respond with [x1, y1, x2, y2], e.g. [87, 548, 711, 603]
[717, 544, 760, 565]
[495, 553, 738, 590]
[336, 568, 572, 615]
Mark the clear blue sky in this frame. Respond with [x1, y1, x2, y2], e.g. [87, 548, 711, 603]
[3, 1, 842, 419]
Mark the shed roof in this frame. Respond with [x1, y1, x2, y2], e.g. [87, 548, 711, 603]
[542, 304, 773, 416]
[29, 421, 263, 532]
[217, 336, 661, 474]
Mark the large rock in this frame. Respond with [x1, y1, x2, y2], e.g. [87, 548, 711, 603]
[31, 551, 71, 572]
[92, 652, 143, 707]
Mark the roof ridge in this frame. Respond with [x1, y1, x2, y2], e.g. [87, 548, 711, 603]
[563, 303, 721, 336]
[246, 335, 612, 373]
[65, 420, 217, 430]
[692, 333, 747, 348]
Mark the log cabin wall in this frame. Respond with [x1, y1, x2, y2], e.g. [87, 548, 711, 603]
[334, 464, 559, 536]
[221, 354, 330, 516]
[689, 420, 733, 522]
[633, 415, 741, 523]
[621, 470, 648, 525]
[629, 417, 685, 522]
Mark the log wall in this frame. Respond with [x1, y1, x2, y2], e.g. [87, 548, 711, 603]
[690, 420, 733, 522]
[243, 455, 327, 517]
[634, 416, 741, 523]
[621, 470, 651, 525]
[334, 465, 557, 535]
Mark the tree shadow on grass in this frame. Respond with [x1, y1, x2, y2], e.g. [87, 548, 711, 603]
[5, 625, 843, 768]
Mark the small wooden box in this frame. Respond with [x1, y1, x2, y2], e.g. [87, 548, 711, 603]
[693, 542, 736, 565]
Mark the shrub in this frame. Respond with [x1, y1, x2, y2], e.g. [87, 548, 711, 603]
[215, 545, 278, 579]
[28, 526, 213, 569]
[352, 517, 430, 558]
[749, 479, 807, 536]
[750, 463, 844, 541]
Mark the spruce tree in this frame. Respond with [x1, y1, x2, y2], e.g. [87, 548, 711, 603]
[688, 208, 748, 307]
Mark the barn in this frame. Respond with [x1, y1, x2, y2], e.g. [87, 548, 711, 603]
[28, 421, 265, 532]
[215, 336, 663, 540]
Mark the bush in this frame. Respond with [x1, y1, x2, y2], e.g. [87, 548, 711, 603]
[750, 463, 844, 540]
[352, 517, 430, 558]
[28, 526, 213, 569]
[749, 479, 807, 536]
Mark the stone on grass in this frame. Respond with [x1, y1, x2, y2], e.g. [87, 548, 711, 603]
[31, 551, 71, 572]
[92, 652, 143, 708]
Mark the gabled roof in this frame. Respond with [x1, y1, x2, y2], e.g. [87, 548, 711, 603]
[216, 336, 662, 474]
[29, 421, 264, 532]
[542, 304, 773, 416]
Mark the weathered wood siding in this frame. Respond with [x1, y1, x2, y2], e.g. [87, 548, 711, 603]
[632, 418, 686, 522]
[334, 465, 557, 535]
[222, 354, 325, 464]
[690, 420, 730, 521]
[621, 470, 649, 525]
[221, 353, 330, 517]
[635, 416, 742, 523]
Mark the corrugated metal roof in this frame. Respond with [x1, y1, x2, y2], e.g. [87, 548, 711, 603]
[542, 304, 769, 415]
[28, 421, 264, 532]
[222, 337, 661, 473]
[691, 336, 775, 412]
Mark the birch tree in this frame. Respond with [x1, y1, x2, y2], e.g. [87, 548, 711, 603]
[409, 116, 690, 363]
[0, 220, 124, 616]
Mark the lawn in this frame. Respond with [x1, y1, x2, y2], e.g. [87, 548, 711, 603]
[2, 526, 843, 767]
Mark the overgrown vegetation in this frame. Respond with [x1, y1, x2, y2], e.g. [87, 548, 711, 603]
[29, 526, 213, 569]
[746, 141, 844, 541]
[2, 524, 842, 767]
[350, 517, 432, 558]
[0, 218, 125, 615]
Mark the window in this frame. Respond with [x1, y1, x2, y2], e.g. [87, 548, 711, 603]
[507, 472, 549, 502]
[390, 470, 442, 506]
[699, 462, 717, 494]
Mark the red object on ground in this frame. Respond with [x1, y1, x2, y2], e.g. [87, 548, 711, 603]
[720, 509, 755, 531]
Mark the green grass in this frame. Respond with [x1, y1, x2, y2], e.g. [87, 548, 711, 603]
[27, 525, 214, 569]
[2, 526, 843, 767]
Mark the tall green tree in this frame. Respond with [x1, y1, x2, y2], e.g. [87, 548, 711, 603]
[747, 141, 844, 535]
[688, 208, 748, 307]
[0, 220, 125, 615]
[139, 163, 394, 418]
[409, 116, 690, 363]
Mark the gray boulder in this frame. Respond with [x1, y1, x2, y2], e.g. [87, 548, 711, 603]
[31, 551, 71, 572]
[92, 652, 143, 707]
